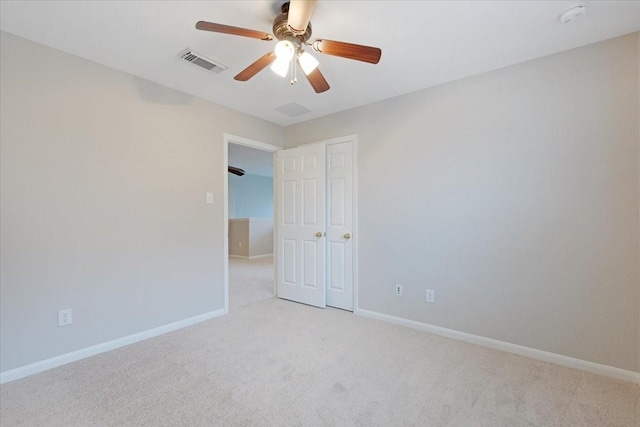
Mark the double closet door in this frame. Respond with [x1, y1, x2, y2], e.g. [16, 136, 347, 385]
[275, 140, 355, 311]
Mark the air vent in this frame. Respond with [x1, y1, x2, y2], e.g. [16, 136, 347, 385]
[274, 102, 312, 117]
[177, 48, 227, 74]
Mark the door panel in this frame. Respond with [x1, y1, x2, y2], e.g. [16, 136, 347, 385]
[329, 178, 345, 226]
[303, 179, 318, 225]
[283, 181, 296, 224]
[283, 239, 296, 285]
[329, 242, 345, 291]
[326, 142, 354, 310]
[276, 144, 326, 308]
[303, 240, 318, 288]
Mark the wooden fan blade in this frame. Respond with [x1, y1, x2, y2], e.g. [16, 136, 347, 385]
[287, 0, 317, 34]
[300, 63, 330, 93]
[228, 166, 245, 176]
[234, 52, 276, 81]
[196, 21, 273, 41]
[312, 39, 382, 64]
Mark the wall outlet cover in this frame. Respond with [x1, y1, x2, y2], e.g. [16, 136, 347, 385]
[426, 289, 435, 303]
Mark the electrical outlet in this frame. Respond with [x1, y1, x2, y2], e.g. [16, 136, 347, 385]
[206, 192, 214, 204]
[58, 309, 72, 327]
[426, 289, 435, 303]
[395, 284, 403, 296]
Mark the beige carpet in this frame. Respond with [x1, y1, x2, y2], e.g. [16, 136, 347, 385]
[228, 255, 274, 310]
[1, 276, 638, 426]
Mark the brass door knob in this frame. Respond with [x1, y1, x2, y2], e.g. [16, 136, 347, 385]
[315, 232, 323, 238]
[344, 233, 351, 239]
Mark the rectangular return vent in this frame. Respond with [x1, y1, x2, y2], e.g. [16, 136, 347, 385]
[274, 102, 312, 117]
[177, 48, 227, 74]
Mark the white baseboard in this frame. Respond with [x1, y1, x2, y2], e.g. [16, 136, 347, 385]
[357, 309, 640, 385]
[0, 309, 226, 384]
[229, 253, 273, 260]
[249, 253, 273, 260]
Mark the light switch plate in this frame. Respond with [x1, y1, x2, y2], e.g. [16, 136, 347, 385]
[58, 309, 72, 327]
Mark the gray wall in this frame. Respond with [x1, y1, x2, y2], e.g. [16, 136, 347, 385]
[286, 33, 640, 372]
[0, 32, 284, 372]
[2, 29, 639, 375]
[228, 174, 273, 219]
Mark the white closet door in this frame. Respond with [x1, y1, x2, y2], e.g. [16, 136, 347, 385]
[275, 144, 326, 308]
[326, 142, 354, 311]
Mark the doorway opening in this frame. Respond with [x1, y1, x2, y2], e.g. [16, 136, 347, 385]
[223, 134, 282, 312]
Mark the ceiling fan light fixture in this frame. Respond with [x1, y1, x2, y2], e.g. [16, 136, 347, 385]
[195, 0, 382, 93]
[298, 51, 319, 75]
[274, 40, 295, 61]
[270, 57, 290, 77]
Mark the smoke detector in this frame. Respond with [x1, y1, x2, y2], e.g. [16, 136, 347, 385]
[560, 3, 587, 24]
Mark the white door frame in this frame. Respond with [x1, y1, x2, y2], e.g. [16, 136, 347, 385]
[274, 134, 359, 313]
[223, 133, 282, 314]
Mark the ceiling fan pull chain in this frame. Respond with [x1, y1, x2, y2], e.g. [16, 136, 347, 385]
[290, 58, 297, 85]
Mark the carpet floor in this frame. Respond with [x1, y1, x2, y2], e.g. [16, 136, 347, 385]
[1, 260, 638, 426]
[228, 256, 274, 310]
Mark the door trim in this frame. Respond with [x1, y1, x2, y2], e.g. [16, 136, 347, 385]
[274, 134, 359, 313]
[223, 133, 282, 314]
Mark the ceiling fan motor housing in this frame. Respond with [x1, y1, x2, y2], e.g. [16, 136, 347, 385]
[273, 2, 312, 48]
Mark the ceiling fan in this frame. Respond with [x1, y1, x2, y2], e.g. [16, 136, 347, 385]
[195, 0, 382, 93]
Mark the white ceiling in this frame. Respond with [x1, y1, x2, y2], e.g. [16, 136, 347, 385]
[1, 1, 639, 126]
[228, 143, 274, 177]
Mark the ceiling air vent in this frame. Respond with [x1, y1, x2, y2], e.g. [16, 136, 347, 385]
[274, 102, 312, 117]
[177, 48, 227, 74]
